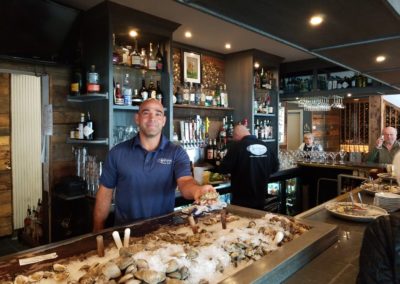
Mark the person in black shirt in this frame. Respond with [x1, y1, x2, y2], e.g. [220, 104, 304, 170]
[217, 125, 279, 210]
[298, 132, 323, 152]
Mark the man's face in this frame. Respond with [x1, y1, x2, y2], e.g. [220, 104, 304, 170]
[383, 129, 397, 145]
[135, 100, 166, 138]
[304, 136, 313, 146]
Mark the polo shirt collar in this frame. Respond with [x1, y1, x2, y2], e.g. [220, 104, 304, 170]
[132, 133, 168, 151]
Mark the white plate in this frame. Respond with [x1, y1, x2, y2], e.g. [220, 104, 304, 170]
[360, 183, 400, 195]
[325, 202, 388, 222]
[377, 173, 397, 181]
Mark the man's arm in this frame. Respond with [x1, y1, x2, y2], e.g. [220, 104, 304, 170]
[366, 147, 379, 163]
[177, 176, 215, 203]
[93, 185, 114, 232]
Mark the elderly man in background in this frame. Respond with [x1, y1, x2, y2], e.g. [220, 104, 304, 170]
[367, 126, 400, 164]
[298, 133, 323, 152]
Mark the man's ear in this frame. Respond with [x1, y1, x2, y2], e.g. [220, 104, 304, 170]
[134, 113, 139, 125]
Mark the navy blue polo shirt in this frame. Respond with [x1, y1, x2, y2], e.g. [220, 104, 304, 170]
[100, 134, 191, 225]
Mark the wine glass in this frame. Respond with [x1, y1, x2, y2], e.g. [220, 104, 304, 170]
[339, 150, 346, 164]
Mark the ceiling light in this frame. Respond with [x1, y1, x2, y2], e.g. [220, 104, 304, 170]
[376, 55, 386, 63]
[184, 31, 192, 38]
[225, 43, 231, 49]
[354, 98, 359, 101]
[347, 93, 352, 97]
[254, 62, 260, 68]
[309, 15, 324, 26]
[129, 30, 138, 38]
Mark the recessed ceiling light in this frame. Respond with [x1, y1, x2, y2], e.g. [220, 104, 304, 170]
[185, 31, 192, 38]
[254, 62, 260, 68]
[309, 15, 324, 26]
[129, 30, 138, 38]
[225, 43, 231, 49]
[376, 55, 386, 62]
[347, 93, 352, 97]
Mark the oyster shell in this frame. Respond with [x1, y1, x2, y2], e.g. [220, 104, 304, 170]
[165, 259, 179, 273]
[101, 262, 121, 279]
[134, 269, 166, 284]
[53, 263, 67, 272]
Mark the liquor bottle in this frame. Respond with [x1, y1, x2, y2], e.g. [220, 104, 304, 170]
[220, 84, 228, 107]
[254, 119, 259, 137]
[148, 42, 157, 70]
[123, 74, 132, 106]
[86, 65, 100, 93]
[175, 86, 183, 104]
[206, 139, 214, 162]
[215, 85, 222, 107]
[140, 79, 149, 101]
[213, 139, 218, 164]
[112, 33, 122, 64]
[24, 205, 32, 235]
[148, 80, 156, 99]
[84, 112, 94, 140]
[114, 82, 124, 105]
[156, 81, 163, 104]
[182, 83, 190, 104]
[189, 83, 196, 105]
[266, 93, 273, 114]
[194, 84, 201, 105]
[131, 39, 141, 68]
[254, 69, 261, 89]
[132, 89, 143, 106]
[78, 113, 85, 140]
[260, 68, 267, 89]
[200, 84, 206, 106]
[155, 43, 163, 71]
[219, 117, 227, 141]
[227, 115, 234, 138]
[70, 68, 82, 96]
[140, 48, 148, 69]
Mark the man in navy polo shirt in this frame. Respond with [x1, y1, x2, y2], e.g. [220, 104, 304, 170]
[93, 99, 215, 231]
[218, 124, 279, 210]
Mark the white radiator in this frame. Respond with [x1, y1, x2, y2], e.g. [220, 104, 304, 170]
[11, 74, 42, 229]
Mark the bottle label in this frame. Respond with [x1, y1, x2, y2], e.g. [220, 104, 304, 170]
[207, 149, 213, 160]
[87, 84, 100, 93]
[156, 62, 163, 71]
[70, 83, 79, 93]
[132, 55, 141, 66]
[87, 72, 98, 84]
[148, 60, 157, 70]
[124, 95, 132, 106]
[150, 90, 156, 99]
[141, 91, 149, 100]
[115, 98, 124, 105]
[83, 125, 94, 138]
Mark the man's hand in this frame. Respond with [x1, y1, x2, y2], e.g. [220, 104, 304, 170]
[376, 135, 384, 149]
[193, 184, 216, 204]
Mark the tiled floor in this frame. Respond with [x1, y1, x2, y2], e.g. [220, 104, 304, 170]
[0, 234, 31, 257]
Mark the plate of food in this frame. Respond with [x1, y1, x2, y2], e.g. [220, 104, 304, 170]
[325, 202, 388, 222]
[377, 173, 398, 181]
[360, 182, 400, 195]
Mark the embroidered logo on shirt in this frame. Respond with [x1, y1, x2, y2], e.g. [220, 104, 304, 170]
[158, 158, 172, 165]
[247, 144, 267, 156]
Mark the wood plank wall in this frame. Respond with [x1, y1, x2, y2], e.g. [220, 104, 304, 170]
[0, 73, 12, 236]
[0, 59, 75, 239]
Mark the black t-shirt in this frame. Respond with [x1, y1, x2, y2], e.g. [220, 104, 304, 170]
[217, 135, 279, 210]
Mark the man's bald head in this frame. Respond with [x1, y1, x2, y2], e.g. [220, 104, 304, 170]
[138, 98, 164, 114]
[233, 124, 251, 141]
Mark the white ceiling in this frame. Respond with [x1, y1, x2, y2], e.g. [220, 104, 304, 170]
[56, 0, 313, 62]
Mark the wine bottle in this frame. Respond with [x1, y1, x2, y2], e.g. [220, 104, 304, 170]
[132, 89, 142, 106]
[84, 112, 94, 140]
[156, 81, 163, 104]
[131, 39, 141, 68]
[140, 79, 149, 101]
[86, 65, 100, 93]
[78, 113, 85, 140]
[114, 82, 124, 105]
[148, 80, 156, 99]
[155, 43, 163, 71]
[148, 42, 157, 70]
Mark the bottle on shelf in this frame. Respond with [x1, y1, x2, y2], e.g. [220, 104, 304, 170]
[84, 112, 94, 140]
[86, 65, 100, 93]
[140, 79, 149, 101]
[155, 43, 163, 71]
[189, 83, 196, 105]
[114, 82, 124, 105]
[148, 42, 157, 70]
[156, 81, 163, 104]
[148, 80, 157, 99]
[140, 48, 148, 69]
[175, 86, 183, 104]
[131, 39, 141, 68]
[70, 68, 82, 96]
[220, 84, 228, 107]
[254, 69, 261, 89]
[206, 139, 214, 163]
[215, 85, 222, 107]
[200, 84, 206, 106]
[78, 113, 85, 140]
[182, 83, 190, 104]
[123, 74, 132, 106]
[112, 33, 122, 64]
[132, 89, 143, 106]
[194, 84, 201, 106]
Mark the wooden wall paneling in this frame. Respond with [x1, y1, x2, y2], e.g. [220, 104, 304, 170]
[368, 96, 382, 149]
[0, 73, 11, 236]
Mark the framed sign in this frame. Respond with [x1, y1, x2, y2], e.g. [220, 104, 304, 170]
[183, 51, 201, 83]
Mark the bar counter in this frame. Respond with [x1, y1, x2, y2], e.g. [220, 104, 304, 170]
[284, 187, 372, 283]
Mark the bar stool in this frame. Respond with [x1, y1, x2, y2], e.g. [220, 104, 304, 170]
[316, 178, 338, 205]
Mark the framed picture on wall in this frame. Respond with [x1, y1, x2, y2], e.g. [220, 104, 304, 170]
[183, 51, 201, 83]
